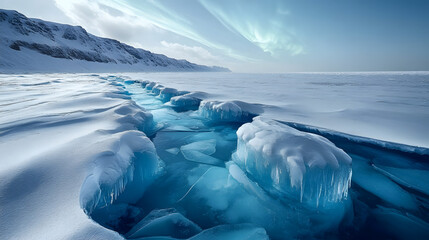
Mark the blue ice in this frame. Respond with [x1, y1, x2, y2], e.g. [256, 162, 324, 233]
[81, 79, 429, 240]
[125, 208, 202, 239]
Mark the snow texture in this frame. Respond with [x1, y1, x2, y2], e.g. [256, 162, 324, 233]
[0, 74, 161, 240]
[235, 117, 352, 207]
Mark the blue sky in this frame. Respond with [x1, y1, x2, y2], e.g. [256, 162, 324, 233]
[1, 0, 428, 72]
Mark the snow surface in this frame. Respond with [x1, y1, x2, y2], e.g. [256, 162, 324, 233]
[125, 72, 429, 148]
[0, 74, 156, 240]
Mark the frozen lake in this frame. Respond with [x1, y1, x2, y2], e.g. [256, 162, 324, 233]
[125, 71, 429, 148]
[1, 73, 428, 240]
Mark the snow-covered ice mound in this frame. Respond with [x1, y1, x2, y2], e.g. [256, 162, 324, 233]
[168, 92, 206, 112]
[159, 87, 178, 102]
[199, 100, 262, 123]
[235, 117, 352, 207]
[79, 131, 162, 214]
[140, 80, 150, 88]
[159, 88, 190, 103]
[151, 83, 165, 95]
[145, 81, 157, 90]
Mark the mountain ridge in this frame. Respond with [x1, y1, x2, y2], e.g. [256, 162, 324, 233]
[0, 9, 230, 73]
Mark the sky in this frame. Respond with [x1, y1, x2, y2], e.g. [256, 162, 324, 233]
[1, 0, 428, 72]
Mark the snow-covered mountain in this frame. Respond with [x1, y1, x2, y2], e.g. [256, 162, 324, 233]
[0, 9, 230, 73]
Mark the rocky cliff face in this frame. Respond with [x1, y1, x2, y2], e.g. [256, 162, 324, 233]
[0, 9, 229, 73]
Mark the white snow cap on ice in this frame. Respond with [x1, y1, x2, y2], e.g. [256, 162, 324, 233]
[235, 117, 352, 207]
[199, 100, 262, 122]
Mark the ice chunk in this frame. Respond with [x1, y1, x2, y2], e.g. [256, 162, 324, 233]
[151, 84, 165, 95]
[141, 80, 150, 88]
[180, 140, 223, 166]
[79, 131, 162, 214]
[165, 148, 180, 155]
[234, 117, 352, 207]
[169, 92, 205, 112]
[125, 208, 202, 239]
[146, 82, 157, 90]
[159, 88, 189, 103]
[181, 139, 216, 156]
[159, 88, 178, 102]
[189, 224, 269, 240]
[124, 80, 137, 85]
[199, 100, 260, 123]
[180, 149, 224, 166]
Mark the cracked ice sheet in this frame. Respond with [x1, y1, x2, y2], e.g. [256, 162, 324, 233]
[176, 165, 348, 239]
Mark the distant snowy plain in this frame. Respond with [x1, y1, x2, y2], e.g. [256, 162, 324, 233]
[1, 72, 428, 240]
[129, 71, 429, 148]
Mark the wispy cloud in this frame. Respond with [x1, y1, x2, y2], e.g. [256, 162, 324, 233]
[110, 0, 252, 61]
[54, 0, 302, 65]
[158, 41, 221, 66]
[199, 0, 304, 56]
[54, 0, 155, 43]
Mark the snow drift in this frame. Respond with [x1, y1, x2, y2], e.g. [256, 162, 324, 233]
[0, 74, 162, 240]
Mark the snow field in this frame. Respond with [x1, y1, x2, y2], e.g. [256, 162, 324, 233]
[0, 74, 160, 239]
